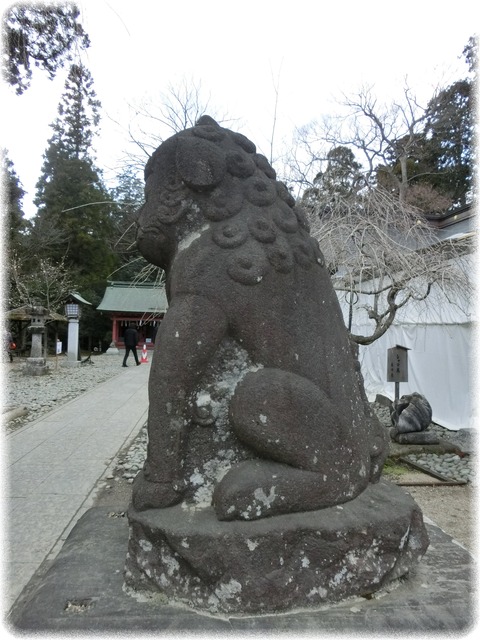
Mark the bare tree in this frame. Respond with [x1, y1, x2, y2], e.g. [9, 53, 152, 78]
[285, 82, 451, 211]
[9, 253, 74, 312]
[116, 79, 231, 176]
[337, 84, 430, 202]
[305, 186, 473, 345]
[281, 80, 472, 346]
[281, 122, 329, 196]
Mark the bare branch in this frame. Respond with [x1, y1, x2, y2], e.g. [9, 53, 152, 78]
[9, 252, 74, 312]
[116, 78, 229, 176]
[305, 186, 472, 344]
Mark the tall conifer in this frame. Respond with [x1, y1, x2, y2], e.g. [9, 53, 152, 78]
[34, 63, 117, 289]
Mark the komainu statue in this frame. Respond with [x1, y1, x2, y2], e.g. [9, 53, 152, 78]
[132, 115, 388, 518]
[126, 117, 428, 614]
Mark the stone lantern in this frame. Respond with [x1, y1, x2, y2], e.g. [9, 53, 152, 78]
[63, 292, 92, 367]
[24, 306, 49, 376]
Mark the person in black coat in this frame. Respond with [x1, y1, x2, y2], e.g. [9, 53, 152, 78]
[122, 323, 140, 367]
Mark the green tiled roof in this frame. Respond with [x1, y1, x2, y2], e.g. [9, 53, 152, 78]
[97, 282, 168, 314]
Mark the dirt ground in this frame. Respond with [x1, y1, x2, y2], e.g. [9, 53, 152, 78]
[404, 484, 476, 553]
[93, 470, 477, 554]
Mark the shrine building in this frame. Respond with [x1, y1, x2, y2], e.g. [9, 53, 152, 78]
[97, 281, 168, 350]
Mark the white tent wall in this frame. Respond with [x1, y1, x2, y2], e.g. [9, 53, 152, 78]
[336, 260, 475, 431]
[353, 321, 474, 431]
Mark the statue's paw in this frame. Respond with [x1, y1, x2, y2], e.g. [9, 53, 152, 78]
[132, 470, 184, 511]
[212, 460, 358, 521]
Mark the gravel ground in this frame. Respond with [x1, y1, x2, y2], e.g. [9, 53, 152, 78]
[371, 403, 476, 553]
[3, 355, 476, 553]
[3, 354, 124, 432]
[372, 402, 476, 483]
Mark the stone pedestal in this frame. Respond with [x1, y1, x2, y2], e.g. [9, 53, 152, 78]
[392, 430, 440, 445]
[125, 481, 429, 615]
[105, 341, 120, 356]
[24, 357, 49, 376]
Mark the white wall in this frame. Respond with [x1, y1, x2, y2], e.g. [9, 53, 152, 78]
[354, 321, 475, 431]
[337, 267, 475, 431]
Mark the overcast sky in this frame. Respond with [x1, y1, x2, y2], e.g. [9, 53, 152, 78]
[1, 0, 475, 217]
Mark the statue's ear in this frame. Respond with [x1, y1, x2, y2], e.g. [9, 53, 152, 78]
[195, 115, 219, 127]
[176, 136, 226, 190]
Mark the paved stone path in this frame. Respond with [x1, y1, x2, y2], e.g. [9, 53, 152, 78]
[4, 361, 149, 612]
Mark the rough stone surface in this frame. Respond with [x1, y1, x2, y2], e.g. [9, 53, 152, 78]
[125, 481, 429, 615]
[8, 507, 472, 634]
[126, 116, 429, 615]
[132, 115, 389, 518]
[393, 431, 440, 445]
[23, 356, 49, 377]
[390, 393, 433, 443]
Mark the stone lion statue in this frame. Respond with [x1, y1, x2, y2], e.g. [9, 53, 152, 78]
[132, 116, 388, 520]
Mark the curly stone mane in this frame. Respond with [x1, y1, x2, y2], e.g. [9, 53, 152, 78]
[140, 115, 325, 284]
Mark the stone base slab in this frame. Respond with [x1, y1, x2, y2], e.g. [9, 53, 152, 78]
[9, 506, 472, 633]
[125, 481, 429, 614]
[23, 358, 49, 376]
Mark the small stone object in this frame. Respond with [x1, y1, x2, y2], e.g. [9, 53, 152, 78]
[393, 431, 440, 445]
[390, 393, 435, 444]
[105, 341, 120, 356]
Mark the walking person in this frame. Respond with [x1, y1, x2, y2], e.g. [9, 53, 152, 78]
[122, 323, 140, 367]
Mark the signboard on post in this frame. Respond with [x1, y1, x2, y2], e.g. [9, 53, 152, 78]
[387, 345, 410, 401]
[387, 345, 409, 382]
